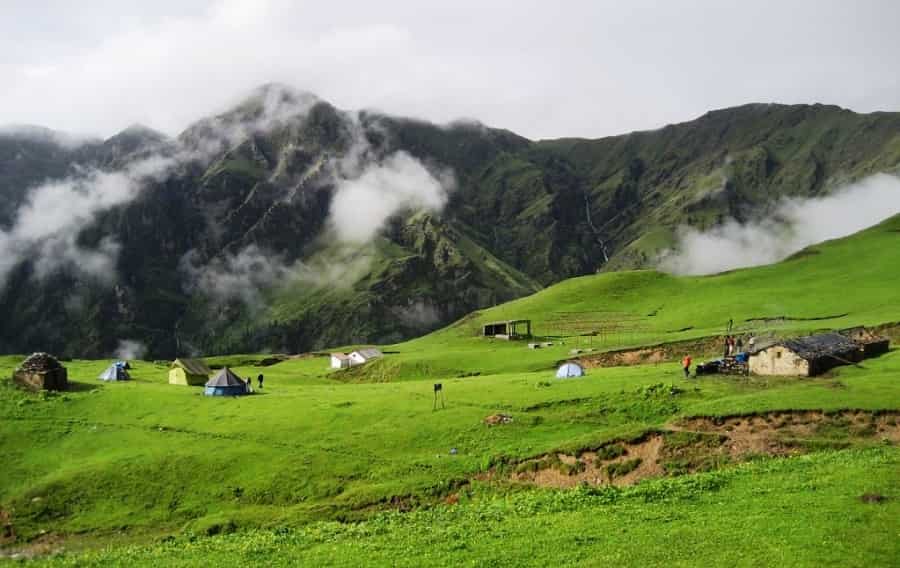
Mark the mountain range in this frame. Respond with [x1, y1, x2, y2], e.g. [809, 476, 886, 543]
[1, 84, 899, 358]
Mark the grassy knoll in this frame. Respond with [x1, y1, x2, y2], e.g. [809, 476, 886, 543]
[2, 348, 900, 561]
[3, 218, 900, 564]
[36, 448, 900, 567]
[372, 213, 900, 380]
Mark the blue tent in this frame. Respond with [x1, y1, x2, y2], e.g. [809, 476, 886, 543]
[204, 367, 250, 396]
[98, 362, 130, 381]
[556, 362, 585, 378]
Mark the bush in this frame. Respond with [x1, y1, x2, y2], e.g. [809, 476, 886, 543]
[606, 458, 642, 478]
[594, 444, 627, 463]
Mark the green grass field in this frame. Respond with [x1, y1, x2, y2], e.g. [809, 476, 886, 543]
[2, 216, 900, 565]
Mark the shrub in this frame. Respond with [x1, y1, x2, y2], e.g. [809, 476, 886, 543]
[594, 444, 627, 463]
[606, 458, 642, 478]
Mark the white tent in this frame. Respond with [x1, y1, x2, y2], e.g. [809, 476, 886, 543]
[98, 362, 130, 381]
[555, 362, 585, 378]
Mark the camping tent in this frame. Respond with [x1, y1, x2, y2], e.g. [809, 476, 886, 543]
[98, 361, 130, 381]
[168, 358, 211, 386]
[556, 362, 585, 378]
[204, 367, 250, 396]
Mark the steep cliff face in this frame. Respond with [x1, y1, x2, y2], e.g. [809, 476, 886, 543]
[1, 87, 898, 357]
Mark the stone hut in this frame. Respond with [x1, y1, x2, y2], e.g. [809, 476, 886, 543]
[748, 333, 862, 377]
[13, 352, 68, 391]
[839, 327, 891, 358]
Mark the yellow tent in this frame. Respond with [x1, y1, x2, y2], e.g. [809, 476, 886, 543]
[168, 358, 212, 386]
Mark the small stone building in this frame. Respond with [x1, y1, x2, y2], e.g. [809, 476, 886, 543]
[749, 333, 862, 377]
[839, 327, 891, 358]
[13, 352, 68, 391]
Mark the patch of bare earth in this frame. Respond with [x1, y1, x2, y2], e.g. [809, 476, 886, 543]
[0, 532, 65, 560]
[495, 410, 900, 489]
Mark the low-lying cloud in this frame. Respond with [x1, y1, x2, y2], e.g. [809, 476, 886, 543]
[179, 245, 290, 312]
[0, 155, 176, 288]
[115, 339, 148, 360]
[329, 151, 451, 243]
[658, 173, 900, 275]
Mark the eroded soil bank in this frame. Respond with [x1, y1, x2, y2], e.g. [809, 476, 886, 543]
[491, 410, 900, 488]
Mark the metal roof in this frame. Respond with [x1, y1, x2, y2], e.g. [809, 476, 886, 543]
[353, 348, 383, 360]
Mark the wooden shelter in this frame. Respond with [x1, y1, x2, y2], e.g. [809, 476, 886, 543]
[483, 320, 532, 340]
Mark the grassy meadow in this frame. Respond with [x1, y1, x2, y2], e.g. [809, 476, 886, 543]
[2, 215, 900, 565]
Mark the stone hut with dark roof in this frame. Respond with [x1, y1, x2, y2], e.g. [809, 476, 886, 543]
[749, 333, 863, 377]
[839, 327, 891, 358]
[13, 352, 68, 391]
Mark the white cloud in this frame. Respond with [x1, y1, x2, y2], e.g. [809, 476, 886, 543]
[3, 1, 900, 140]
[329, 151, 451, 243]
[115, 339, 148, 360]
[0, 155, 177, 287]
[658, 173, 900, 275]
[179, 245, 290, 312]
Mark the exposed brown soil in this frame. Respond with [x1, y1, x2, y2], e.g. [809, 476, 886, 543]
[574, 323, 900, 370]
[484, 414, 513, 426]
[492, 410, 900, 489]
[0, 532, 65, 560]
[860, 493, 887, 504]
[576, 335, 729, 369]
[0, 509, 14, 545]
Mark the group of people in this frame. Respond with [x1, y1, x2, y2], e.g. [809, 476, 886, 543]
[681, 333, 757, 378]
[723, 335, 743, 357]
[245, 374, 264, 392]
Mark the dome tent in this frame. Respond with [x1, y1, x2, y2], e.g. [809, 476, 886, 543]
[204, 367, 250, 396]
[98, 361, 130, 381]
[555, 362, 585, 378]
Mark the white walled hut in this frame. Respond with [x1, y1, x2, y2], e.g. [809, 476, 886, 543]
[330, 353, 352, 369]
[348, 348, 383, 366]
[749, 333, 862, 377]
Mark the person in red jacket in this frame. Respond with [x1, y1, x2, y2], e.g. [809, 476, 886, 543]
[682, 354, 692, 378]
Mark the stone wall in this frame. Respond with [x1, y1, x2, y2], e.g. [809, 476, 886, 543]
[13, 368, 68, 391]
[749, 346, 809, 376]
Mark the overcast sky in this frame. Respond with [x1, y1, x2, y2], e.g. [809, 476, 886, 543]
[2, 0, 900, 140]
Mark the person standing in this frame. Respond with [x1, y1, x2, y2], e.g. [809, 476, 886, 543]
[682, 354, 692, 378]
[736, 337, 744, 352]
[257, 373, 264, 389]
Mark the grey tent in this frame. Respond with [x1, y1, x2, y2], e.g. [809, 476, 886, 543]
[556, 362, 585, 378]
[99, 362, 130, 381]
[204, 367, 250, 396]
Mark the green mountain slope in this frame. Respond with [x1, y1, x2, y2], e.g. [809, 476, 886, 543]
[372, 213, 900, 380]
[1, 88, 899, 357]
[2, 216, 900, 563]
